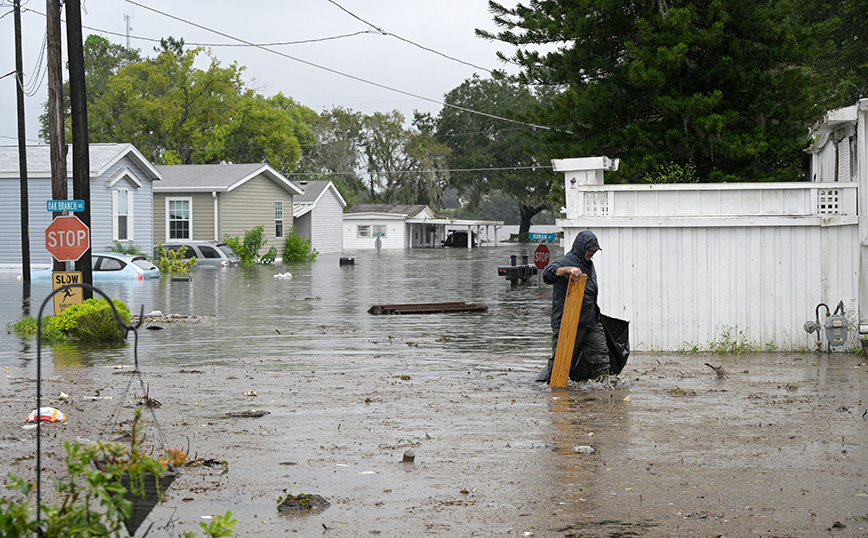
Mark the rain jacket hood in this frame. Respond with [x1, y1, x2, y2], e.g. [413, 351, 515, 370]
[542, 230, 601, 331]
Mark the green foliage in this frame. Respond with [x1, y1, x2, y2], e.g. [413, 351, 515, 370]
[52, 298, 131, 342]
[154, 244, 198, 274]
[75, 43, 313, 174]
[642, 161, 699, 184]
[435, 75, 555, 234]
[283, 225, 318, 263]
[223, 226, 276, 266]
[0, 407, 217, 538]
[184, 511, 237, 538]
[708, 325, 761, 354]
[482, 0, 833, 185]
[105, 241, 144, 256]
[8, 298, 130, 343]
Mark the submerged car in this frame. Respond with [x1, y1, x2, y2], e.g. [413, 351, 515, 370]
[24, 253, 161, 282]
[156, 241, 241, 268]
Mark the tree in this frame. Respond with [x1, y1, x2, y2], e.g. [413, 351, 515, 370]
[803, 0, 868, 107]
[38, 34, 141, 140]
[479, 0, 832, 184]
[435, 75, 555, 234]
[296, 106, 367, 203]
[83, 45, 312, 172]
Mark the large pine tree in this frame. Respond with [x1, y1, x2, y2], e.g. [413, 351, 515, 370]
[480, 0, 834, 183]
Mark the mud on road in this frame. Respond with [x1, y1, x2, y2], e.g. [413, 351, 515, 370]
[2, 350, 866, 537]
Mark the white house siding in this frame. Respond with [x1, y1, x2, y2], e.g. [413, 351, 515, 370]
[572, 222, 859, 352]
[343, 216, 406, 250]
[220, 175, 294, 259]
[308, 190, 344, 254]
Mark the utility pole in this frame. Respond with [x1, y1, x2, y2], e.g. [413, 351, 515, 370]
[46, 0, 67, 273]
[14, 0, 31, 289]
[65, 0, 93, 298]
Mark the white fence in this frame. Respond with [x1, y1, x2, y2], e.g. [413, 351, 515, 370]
[555, 158, 863, 352]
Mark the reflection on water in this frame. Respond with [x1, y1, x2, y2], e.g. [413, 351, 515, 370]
[0, 245, 564, 373]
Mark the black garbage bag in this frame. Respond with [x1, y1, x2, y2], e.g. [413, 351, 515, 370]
[569, 314, 630, 381]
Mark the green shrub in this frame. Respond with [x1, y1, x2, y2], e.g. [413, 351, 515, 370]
[105, 241, 144, 256]
[154, 244, 198, 274]
[8, 298, 131, 344]
[283, 225, 318, 263]
[223, 225, 276, 266]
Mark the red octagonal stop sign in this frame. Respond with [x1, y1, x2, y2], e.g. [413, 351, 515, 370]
[45, 215, 90, 261]
[533, 243, 550, 270]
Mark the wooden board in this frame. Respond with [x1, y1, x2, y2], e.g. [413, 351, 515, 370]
[550, 274, 587, 388]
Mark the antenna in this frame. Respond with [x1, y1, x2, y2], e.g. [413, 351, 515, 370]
[124, 13, 134, 49]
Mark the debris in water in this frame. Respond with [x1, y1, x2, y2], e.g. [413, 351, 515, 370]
[574, 445, 596, 454]
[704, 363, 729, 379]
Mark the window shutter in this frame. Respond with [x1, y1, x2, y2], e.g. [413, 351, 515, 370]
[128, 190, 135, 240]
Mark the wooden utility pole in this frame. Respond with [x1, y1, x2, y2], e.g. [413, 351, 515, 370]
[65, 0, 93, 298]
[13, 0, 31, 284]
[46, 0, 67, 272]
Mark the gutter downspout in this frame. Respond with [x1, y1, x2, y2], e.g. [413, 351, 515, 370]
[213, 191, 218, 241]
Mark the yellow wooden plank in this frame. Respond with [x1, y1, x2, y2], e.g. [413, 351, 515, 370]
[550, 273, 587, 388]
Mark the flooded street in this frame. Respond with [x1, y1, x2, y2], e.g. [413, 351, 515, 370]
[1, 246, 867, 537]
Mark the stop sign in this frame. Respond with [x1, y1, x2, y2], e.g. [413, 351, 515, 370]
[533, 244, 550, 270]
[45, 216, 90, 261]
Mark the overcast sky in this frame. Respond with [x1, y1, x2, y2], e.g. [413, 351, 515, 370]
[1, 0, 521, 145]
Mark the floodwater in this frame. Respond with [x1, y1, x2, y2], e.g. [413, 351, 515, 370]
[2, 244, 867, 537]
[0, 244, 561, 371]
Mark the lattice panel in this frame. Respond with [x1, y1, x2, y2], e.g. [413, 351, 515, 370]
[817, 189, 841, 214]
[583, 191, 609, 216]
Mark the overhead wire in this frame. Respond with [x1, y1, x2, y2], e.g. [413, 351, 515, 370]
[124, 0, 556, 133]
[325, 0, 493, 74]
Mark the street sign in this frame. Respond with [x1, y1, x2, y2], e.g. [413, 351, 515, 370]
[46, 200, 85, 212]
[529, 232, 556, 242]
[52, 271, 83, 315]
[45, 215, 90, 261]
[533, 244, 551, 270]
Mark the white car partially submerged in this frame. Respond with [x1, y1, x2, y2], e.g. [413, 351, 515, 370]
[22, 253, 161, 282]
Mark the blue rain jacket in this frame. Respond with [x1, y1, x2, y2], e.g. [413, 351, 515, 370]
[542, 230, 601, 331]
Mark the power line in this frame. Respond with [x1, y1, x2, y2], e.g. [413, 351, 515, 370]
[124, 0, 555, 133]
[325, 0, 492, 74]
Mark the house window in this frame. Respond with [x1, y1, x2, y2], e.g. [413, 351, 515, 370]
[357, 225, 371, 237]
[113, 189, 133, 241]
[373, 225, 386, 237]
[275, 201, 284, 238]
[167, 198, 191, 240]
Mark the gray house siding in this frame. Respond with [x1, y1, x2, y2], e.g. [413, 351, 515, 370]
[309, 191, 343, 254]
[220, 175, 294, 259]
[0, 147, 157, 269]
[295, 213, 312, 240]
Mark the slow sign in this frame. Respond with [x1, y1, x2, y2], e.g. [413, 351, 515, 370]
[533, 244, 550, 270]
[45, 215, 90, 261]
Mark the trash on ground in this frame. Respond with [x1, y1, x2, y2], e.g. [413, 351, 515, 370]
[574, 445, 596, 454]
[26, 407, 66, 423]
